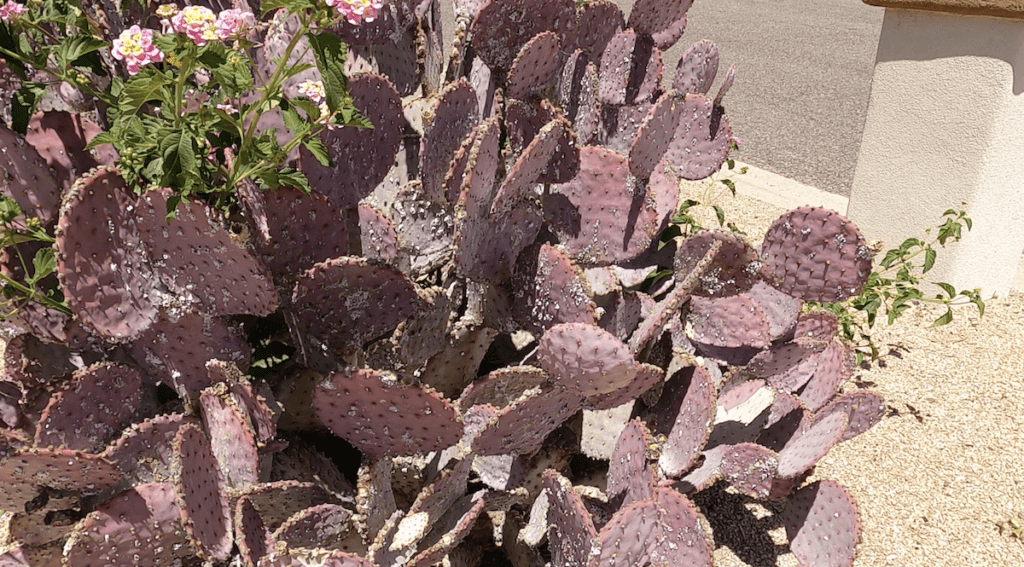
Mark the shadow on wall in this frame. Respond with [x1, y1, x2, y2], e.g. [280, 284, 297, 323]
[874, 7, 1024, 95]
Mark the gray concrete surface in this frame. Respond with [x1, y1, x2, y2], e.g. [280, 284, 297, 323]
[438, 0, 884, 197]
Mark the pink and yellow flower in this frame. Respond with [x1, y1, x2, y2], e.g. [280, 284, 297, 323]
[0, 1, 28, 23]
[171, 5, 218, 46]
[112, 25, 165, 76]
[214, 9, 255, 41]
[325, 0, 383, 25]
[297, 79, 331, 124]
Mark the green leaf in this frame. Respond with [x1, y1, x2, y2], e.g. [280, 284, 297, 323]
[936, 282, 956, 298]
[120, 71, 170, 116]
[932, 308, 953, 327]
[307, 32, 348, 114]
[0, 194, 23, 224]
[302, 136, 332, 167]
[922, 247, 936, 273]
[720, 178, 736, 195]
[11, 83, 46, 134]
[279, 100, 312, 136]
[55, 35, 107, 70]
[28, 247, 55, 286]
[712, 205, 725, 227]
[261, 0, 314, 15]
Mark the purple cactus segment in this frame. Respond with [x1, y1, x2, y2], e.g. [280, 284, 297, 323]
[313, 368, 461, 458]
[55, 166, 160, 341]
[673, 40, 719, 95]
[597, 488, 711, 567]
[0, 448, 121, 513]
[744, 280, 803, 340]
[546, 146, 663, 266]
[270, 440, 354, 497]
[627, 0, 693, 49]
[358, 203, 401, 263]
[541, 115, 582, 184]
[706, 380, 775, 448]
[794, 310, 840, 342]
[208, 368, 277, 445]
[273, 503, 353, 551]
[675, 231, 763, 296]
[442, 126, 479, 206]
[689, 294, 771, 349]
[566, 0, 624, 56]
[199, 384, 260, 490]
[747, 340, 827, 393]
[663, 94, 733, 181]
[129, 311, 252, 397]
[25, 112, 115, 192]
[817, 391, 886, 442]
[760, 206, 872, 303]
[34, 363, 142, 452]
[511, 243, 597, 336]
[265, 549, 375, 567]
[506, 98, 554, 156]
[291, 257, 422, 352]
[763, 390, 808, 432]
[507, 32, 563, 100]
[0, 122, 61, 226]
[647, 366, 716, 478]
[137, 189, 278, 317]
[471, 381, 584, 455]
[584, 362, 664, 411]
[607, 418, 654, 509]
[538, 322, 639, 398]
[629, 91, 686, 179]
[543, 470, 599, 567]
[235, 496, 273, 567]
[783, 480, 861, 567]
[62, 483, 191, 567]
[387, 181, 456, 276]
[420, 80, 479, 203]
[356, 457, 396, 542]
[718, 442, 779, 499]
[459, 365, 548, 411]
[240, 481, 342, 533]
[492, 119, 567, 219]
[407, 457, 473, 529]
[254, 186, 350, 281]
[776, 412, 847, 479]
[300, 73, 404, 209]
[102, 413, 197, 485]
[255, 12, 320, 101]
[470, 0, 577, 71]
[391, 286, 452, 369]
[173, 422, 232, 562]
[676, 444, 727, 493]
[714, 63, 737, 107]
[558, 54, 601, 146]
[598, 29, 662, 106]
[796, 342, 853, 411]
[468, 56, 496, 120]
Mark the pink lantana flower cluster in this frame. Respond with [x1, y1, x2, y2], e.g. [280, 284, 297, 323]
[0, 0, 28, 23]
[167, 5, 255, 46]
[112, 25, 165, 76]
[297, 79, 332, 126]
[325, 0, 384, 25]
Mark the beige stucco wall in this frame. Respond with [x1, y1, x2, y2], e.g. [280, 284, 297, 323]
[847, 8, 1024, 297]
[863, 0, 1024, 19]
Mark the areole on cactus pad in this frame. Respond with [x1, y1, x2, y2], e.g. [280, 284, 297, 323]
[0, 0, 885, 565]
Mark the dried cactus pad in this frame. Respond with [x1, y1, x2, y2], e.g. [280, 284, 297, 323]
[0, 448, 121, 512]
[35, 362, 142, 451]
[301, 73, 404, 209]
[546, 146, 662, 266]
[63, 483, 191, 567]
[0, 122, 61, 225]
[470, 0, 576, 71]
[55, 166, 160, 341]
[173, 423, 232, 562]
[759, 206, 872, 303]
[538, 322, 640, 398]
[137, 189, 277, 317]
[782, 480, 861, 567]
[291, 257, 422, 352]
[313, 368, 461, 458]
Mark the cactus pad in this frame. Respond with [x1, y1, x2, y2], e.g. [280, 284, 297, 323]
[544, 470, 599, 567]
[314, 368, 461, 458]
[273, 503, 354, 550]
[597, 487, 712, 567]
[511, 243, 597, 336]
[760, 206, 872, 302]
[34, 362, 142, 451]
[173, 422, 232, 562]
[689, 294, 771, 349]
[0, 122, 61, 225]
[137, 189, 278, 317]
[254, 186, 350, 281]
[817, 391, 886, 442]
[471, 381, 584, 455]
[744, 280, 803, 340]
[538, 322, 639, 398]
[507, 32, 562, 100]
[776, 412, 847, 478]
[291, 257, 422, 352]
[55, 166, 160, 340]
[647, 366, 716, 478]
[796, 342, 853, 411]
[782, 480, 860, 567]
[102, 413, 197, 485]
[420, 80, 479, 203]
[470, 0, 576, 71]
[0, 448, 121, 512]
[235, 496, 273, 567]
[627, 0, 693, 48]
[673, 40, 719, 95]
[567, 0, 625, 56]
[629, 91, 686, 178]
[663, 94, 732, 181]
[607, 418, 654, 509]
[199, 383, 260, 489]
[62, 483, 191, 567]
